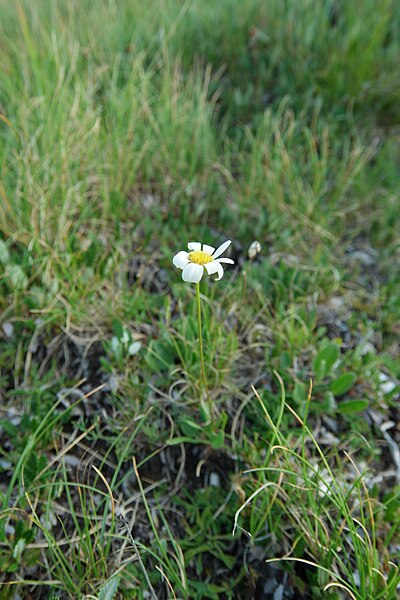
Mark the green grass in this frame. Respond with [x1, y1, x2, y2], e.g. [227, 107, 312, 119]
[0, 0, 399, 598]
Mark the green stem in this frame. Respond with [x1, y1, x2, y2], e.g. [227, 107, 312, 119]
[196, 282, 213, 424]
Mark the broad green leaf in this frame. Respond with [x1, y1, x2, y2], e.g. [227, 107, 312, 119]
[337, 399, 369, 414]
[12, 538, 26, 562]
[314, 344, 339, 381]
[209, 430, 225, 449]
[330, 372, 357, 396]
[112, 319, 123, 339]
[293, 381, 307, 404]
[145, 340, 175, 372]
[179, 417, 204, 437]
[167, 436, 209, 445]
[310, 392, 337, 415]
[279, 351, 291, 370]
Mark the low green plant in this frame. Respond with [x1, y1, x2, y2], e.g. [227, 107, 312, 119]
[234, 380, 400, 599]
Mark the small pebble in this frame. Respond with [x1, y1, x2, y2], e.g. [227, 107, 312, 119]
[209, 472, 220, 487]
[379, 372, 397, 394]
[2, 322, 14, 338]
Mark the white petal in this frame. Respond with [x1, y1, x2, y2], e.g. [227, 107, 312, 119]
[188, 242, 201, 251]
[217, 258, 234, 264]
[172, 251, 189, 269]
[204, 261, 220, 275]
[212, 239, 231, 259]
[182, 262, 204, 283]
[205, 261, 224, 281]
[202, 244, 215, 255]
[214, 263, 224, 281]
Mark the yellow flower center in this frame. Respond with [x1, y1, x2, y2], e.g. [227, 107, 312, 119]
[189, 250, 213, 265]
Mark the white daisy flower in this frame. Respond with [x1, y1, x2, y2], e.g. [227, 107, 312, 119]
[173, 240, 234, 283]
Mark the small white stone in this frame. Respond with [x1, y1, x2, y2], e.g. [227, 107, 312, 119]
[2, 322, 13, 338]
[350, 250, 376, 266]
[359, 341, 375, 355]
[273, 584, 284, 600]
[209, 472, 220, 487]
[108, 375, 119, 393]
[379, 372, 397, 394]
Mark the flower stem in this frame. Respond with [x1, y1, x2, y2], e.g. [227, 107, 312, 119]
[196, 282, 213, 424]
